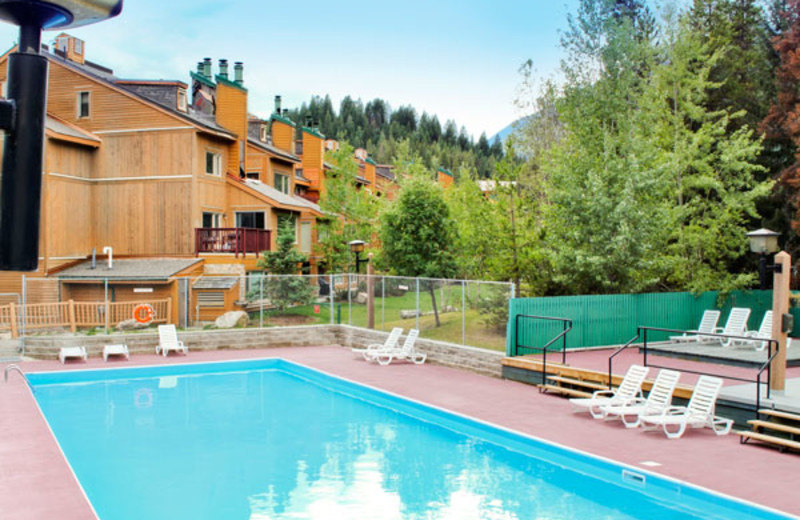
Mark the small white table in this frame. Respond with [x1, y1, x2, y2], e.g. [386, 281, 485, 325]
[59, 346, 87, 364]
[103, 344, 129, 362]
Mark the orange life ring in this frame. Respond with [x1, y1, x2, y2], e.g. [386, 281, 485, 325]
[133, 303, 155, 324]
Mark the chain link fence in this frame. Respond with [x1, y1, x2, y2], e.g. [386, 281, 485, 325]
[5, 274, 513, 353]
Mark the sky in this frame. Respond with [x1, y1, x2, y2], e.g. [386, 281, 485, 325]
[0, 0, 580, 140]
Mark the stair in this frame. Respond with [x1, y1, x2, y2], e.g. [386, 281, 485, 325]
[537, 367, 612, 398]
[738, 409, 800, 453]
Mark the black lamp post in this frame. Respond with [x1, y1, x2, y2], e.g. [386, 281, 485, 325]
[747, 228, 781, 290]
[0, 0, 123, 271]
[349, 240, 368, 274]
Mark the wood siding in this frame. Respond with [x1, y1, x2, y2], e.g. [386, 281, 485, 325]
[215, 81, 248, 175]
[272, 120, 295, 154]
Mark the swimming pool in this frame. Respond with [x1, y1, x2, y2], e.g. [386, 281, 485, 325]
[28, 359, 792, 520]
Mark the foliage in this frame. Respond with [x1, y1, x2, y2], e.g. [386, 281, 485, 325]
[286, 95, 500, 178]
[316, 142, 381, 272]
[256, 220, 314, 312]
[380, 177, 458, 325]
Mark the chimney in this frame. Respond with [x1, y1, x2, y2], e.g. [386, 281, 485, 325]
[234, 62, 244, 85]
[274, 95, 282, 115]
[196, 61, 204, 76]
[218, 59, 228, 80]
[305, 116, 312, 127]
[203, 57, 212, 78]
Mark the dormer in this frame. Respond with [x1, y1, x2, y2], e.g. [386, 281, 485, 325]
[354, 148, 368, 161]
[54, 33, 85, 65]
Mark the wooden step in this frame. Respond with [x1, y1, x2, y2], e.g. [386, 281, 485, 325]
[537, 384, 593, 398]
[758, 409, 800, 423]
[545, 375, 608, 391]
[748, 420, 800, 436]
[738, 431, 800, 452]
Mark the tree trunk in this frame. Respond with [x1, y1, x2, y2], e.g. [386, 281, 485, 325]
[429, 286, 441, 327]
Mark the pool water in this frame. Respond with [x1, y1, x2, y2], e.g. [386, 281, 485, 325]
[29, 359, 790, 520]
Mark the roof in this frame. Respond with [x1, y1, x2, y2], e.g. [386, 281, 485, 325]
[355, 176, 370, 184]
[45, 50, 236, 140]
[247, 137, 300, 163]
[301, 126, 325, 139]
[240, 178, 322, 214]
[46, 115, 101, 147]
[193, 276, 238, 289]
[376, 165, 395, 181]
[270, 113, 296, 127]
[295, 169, 312, 183]
[58, 258, 203, 280]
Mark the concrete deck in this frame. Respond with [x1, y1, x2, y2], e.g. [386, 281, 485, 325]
[2, 346, 799, 519]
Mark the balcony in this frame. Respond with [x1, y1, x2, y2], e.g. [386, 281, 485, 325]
[195, 228, 271, 257]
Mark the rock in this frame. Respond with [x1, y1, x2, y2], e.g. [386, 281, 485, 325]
[356, 292, 368, 305]
[116, 319, 150, 331]
[400, 310, 420, 319]
[215, 311, 249, 329]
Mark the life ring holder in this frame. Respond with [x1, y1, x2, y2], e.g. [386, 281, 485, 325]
[134, 387, 153, 408]
[133, 303, 155, 324]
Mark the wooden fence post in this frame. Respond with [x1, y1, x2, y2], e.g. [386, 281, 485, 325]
[8, 302, 18, 339]
[68, 300, 77, 333]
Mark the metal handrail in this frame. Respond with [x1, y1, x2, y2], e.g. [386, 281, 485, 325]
[4, 364, 34, 393]
[633, 325, 781, 416]
[514, 314, 573, 386]
[608, 331, 642, 390]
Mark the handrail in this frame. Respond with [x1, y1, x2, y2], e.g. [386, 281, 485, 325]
[4, 364, 34, 393]
[634, 325, 780, 417]
[608, 331, 642, 390]
[514, 314, 573, 386]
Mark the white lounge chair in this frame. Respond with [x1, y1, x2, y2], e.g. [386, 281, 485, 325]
[739, 311, 772, 351]
[714, 307, 751, 348]
[569, 365, 650, 419]
[155, 324, 187, 357]
[670, 310, 720, 343]
[352, 327, 403, 360]
[600, 369, 681, 428]
[639, 375, 733, 439]
[59, 346, 87, 364]
[103, 344, 129, 362]
[366, 329, 425, 365]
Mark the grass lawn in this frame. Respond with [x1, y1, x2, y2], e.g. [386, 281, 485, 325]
[250, 289, 507, 352]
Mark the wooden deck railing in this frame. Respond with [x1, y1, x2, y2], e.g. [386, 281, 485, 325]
[195, 227, 271, 257]
[0, 299, 171, 338]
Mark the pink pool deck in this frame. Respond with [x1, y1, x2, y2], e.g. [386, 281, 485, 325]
[2, 345, 799, 519]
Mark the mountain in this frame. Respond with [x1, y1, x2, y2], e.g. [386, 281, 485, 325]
[490, 116, 531, 144]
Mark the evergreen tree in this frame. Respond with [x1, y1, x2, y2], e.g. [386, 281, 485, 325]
[257, 220, 313, 312]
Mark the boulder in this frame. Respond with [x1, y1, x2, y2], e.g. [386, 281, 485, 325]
[215, 311, 249, 329]
[400, 310, 420, 319]
[356, 292, 368, 305]
[116, 319, 150, 331]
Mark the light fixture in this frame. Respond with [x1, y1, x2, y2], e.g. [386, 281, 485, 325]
[348, 240, 368, 273]
[747, 228, 782, 290]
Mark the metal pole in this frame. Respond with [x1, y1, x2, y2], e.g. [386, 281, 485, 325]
[416, 278, 420, 331]
[381, 276, 385, 331]
[462, 281, 466, 346]
[259, 274, 264, 328]
[20, 275, 26, 356]
[329, 274, 334, 325]
[348, 274, 352, 325]
[104, 278, 109, 334]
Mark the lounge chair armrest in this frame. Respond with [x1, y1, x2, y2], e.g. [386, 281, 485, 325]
[591, 390, 615, 398]
[662, 406, 687, 416]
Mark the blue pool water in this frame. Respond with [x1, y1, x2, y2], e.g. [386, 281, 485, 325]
[29, 359, 791, 520]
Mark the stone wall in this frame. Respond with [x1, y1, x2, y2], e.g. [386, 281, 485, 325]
[21, 325, 504, 377]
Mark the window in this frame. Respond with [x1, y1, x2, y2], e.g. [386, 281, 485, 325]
[274, 172, 290, 194]
[55, 37, 68, 53]
[235, 212, 265, 229]
[259, 124, 268, 142]
[245, 171, 260, 180]
[300, 221, 312, 253]
[74, 39, 83, 55]
[177, 89, 187, 112]
[78, 91, 90, 118]
[202, 212, 221, 228]
[205, 151, 222, 176]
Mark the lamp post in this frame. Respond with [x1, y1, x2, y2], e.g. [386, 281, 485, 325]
[349, 240, 368, 274]
[746, 228, 781, 290]
[0, 0, 123, 271]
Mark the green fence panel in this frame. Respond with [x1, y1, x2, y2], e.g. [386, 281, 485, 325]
[507, 290, 779, 355]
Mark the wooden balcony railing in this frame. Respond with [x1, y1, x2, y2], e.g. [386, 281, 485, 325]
[195, 227, 271, 257]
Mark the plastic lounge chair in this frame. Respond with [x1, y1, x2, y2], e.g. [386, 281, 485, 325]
[669, 310, 720, 343]
[600, 369, 681, 428]
[352, 327, 403, 360]
[639, 375, 733, 439]
[155, 324, 187, 357]
[569, 365, 650, 419]
[714, 307, 751, 348]
[367, 329, 425, 366]
[740, 311, 772, 351]
[59, 346, 87, 364]
[103, 344, 129, 362]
